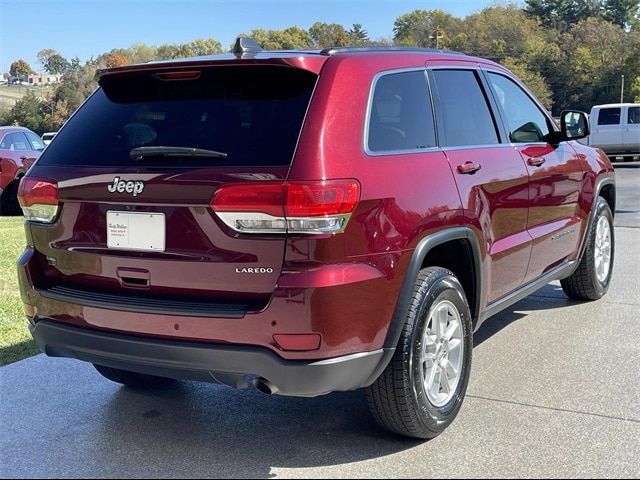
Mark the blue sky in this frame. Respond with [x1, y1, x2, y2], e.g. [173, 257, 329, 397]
[1, 0, 494, 72]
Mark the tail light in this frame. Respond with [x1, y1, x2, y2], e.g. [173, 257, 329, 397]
[17, 177, 59, 223]
[212, 179, 360, 234]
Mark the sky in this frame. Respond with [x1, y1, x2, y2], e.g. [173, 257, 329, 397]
[0, 0, 494, 73]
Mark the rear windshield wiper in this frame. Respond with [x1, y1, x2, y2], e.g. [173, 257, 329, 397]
[130, 146, 228, 160]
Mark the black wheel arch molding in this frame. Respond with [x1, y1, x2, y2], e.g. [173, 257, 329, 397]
[383, 226, 484, 351]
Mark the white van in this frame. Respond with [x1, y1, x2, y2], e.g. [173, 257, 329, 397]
[586, 103, 640, 160]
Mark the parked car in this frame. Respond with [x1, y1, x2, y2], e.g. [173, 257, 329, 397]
[0, 126, 45, 215]
[41, 132, 57, 145]
[18, 39, 615, 439]
[586, 103, 640, 161]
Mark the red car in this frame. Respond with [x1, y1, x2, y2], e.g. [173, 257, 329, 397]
[0, 126, 44, 214]
[18, 39, 615, 439]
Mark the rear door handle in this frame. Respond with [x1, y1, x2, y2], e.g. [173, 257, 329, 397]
[527, 157, 546, 167]
[457, 162, 482, 174]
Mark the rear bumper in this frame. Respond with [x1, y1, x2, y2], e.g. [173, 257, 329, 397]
[30, 319, 392, 397]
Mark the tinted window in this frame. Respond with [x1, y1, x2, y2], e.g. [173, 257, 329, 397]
[628, 106, 640, 124]
[598, 108, 621, 125]
[367, 70, 436, 153]
[488, 73, 551, 143]
[25, 131, 45, 151]
[431, 70, 499, 147]
[0, 132, 30, 151]
[38, 67, 317, 167]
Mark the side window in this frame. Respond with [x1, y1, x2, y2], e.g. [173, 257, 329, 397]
[367, 70, 436, 153]
[431, 70, 499, 147]
[25, 131, 45, 151]
[628, 106, 640, 124]
[487, 73, 551, 143]
[598, 108, 621, 126]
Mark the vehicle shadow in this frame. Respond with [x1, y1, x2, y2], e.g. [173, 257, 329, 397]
[90, 382, 420, 478]
[473, 283, 578, 347]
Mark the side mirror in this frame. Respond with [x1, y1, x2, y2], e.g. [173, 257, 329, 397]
[560, 110, 590, 141]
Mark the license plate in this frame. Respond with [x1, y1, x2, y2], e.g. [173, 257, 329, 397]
[107, 211, 165, 252]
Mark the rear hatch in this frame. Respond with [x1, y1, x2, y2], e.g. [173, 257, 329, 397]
[26, 63, 319, 314]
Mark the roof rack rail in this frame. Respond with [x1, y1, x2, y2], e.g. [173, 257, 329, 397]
[319, 46, 465, 56]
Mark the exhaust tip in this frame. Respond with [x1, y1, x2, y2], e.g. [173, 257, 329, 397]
[253, 377, 279, 395]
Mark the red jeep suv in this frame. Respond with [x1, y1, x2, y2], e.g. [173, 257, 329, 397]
[18, 39, 615, 439]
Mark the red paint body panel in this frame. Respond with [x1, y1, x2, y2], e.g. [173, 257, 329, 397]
[0, 127, 41, 190]
[443, 146, 531, 303]
[18, 50, 614, 368]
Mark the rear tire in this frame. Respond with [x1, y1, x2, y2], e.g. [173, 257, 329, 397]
[94, 364, 174, 388]
[561, 197, 614, 300]
[366, 267, 473, 439]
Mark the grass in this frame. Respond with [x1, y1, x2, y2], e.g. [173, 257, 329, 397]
[0, 217, 39, 366]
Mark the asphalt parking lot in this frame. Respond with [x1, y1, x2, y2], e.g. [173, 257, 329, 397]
[1, 165, 639, 478]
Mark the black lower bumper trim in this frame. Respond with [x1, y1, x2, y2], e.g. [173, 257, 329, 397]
[30, 320, 391, 397]
[37, 285, 251, 318]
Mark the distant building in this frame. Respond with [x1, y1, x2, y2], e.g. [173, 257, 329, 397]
[27, 74, 62, 85]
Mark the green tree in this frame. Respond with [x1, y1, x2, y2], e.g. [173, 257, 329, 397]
[309, 22, 350, 48]
[9, 59, 35, 80]
[631, 75, 640, 101]
[1, 92, 49, 134]
[44, 54, 70, 75]
[181, 38, 224, 56]
[36, 49, 58, 69]
[348, 24, 370, 45]
[525, 0, 603, 31]
[241, 27, 312, 50]
[393, 9, 462, 48]
[604, 0, 640, 28]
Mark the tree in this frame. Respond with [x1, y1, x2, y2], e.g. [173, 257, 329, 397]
[241, 27, 312, 50]
[104, 54, 130, 68]
[525, 0, 603, 31]
[1, 92, 49, 134]
[181, 38, 224, 56]
[309, 22, 350, 48]
[604, 0, 640, 28]
[631, 75, 640, 101]
[36, 49, 58, 69]
[44, 54, 70, 75]
[393, 9, 463, 48]
[348, 24, 370, 45]
[9, 59, 35, 80]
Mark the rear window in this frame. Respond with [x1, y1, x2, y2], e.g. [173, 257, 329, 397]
[598, 108, 621, 125]
[38, 66, 317, 167]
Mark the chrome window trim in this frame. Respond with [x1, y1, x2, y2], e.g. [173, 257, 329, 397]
[363, 67, 439, 157]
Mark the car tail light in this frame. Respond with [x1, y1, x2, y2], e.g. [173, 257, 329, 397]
[211, 179, 360, 234]
[17, 177, 59, 223]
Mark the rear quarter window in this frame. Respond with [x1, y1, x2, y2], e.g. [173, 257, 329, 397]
[37, 66, 317, 168]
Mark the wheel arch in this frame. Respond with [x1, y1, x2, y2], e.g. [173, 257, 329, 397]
[383, 227, 483, 350]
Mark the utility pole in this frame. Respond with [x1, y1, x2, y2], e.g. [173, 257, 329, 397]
[429, 26, 444, 50]
[620, 75, 624, 103]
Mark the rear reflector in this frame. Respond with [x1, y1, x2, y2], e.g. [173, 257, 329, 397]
[273, 334, 321, 351]
[211, 179, 360, 235]
[17, 177, 59, 223]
